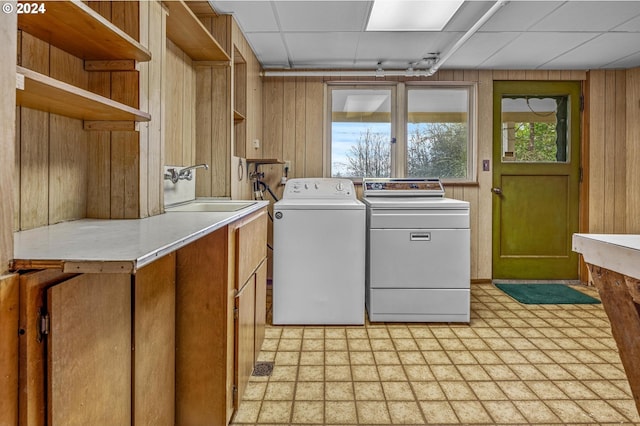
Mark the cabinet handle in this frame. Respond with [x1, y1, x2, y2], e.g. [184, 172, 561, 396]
[410, 232, 431, 241]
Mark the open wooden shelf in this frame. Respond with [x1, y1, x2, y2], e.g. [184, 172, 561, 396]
[16, 66, 151, 122]
[246, 159, 284, 165]
[18, 0, 151, 62]
[164, 0, 230, 62]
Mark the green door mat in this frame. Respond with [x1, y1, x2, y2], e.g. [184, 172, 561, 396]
[495, 283, 601, 305]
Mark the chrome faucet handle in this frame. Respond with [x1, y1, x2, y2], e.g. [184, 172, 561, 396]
[164, 168, 179, 184]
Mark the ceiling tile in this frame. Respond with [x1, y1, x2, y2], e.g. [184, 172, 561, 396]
[445, 1, 494, 31]
[604, 50, 640, 69]
[480, 32, 599, 69]
[245, 33, 290, 67]
[210, 1, 279, 32]
[284, 33, 361, 66]
[612, 13, 640, 32]
[480, 1, 563, 32]
[274, 1, 371, 32]
[355, 32, 458, 65]
[542, 33, 640, 69]
[530, 1, 640, 32]
[445, 32, 519, 68]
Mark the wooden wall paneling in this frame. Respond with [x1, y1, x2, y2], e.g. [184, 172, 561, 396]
[48, 115, 87, 224]
[613, 70, 627, 233]
[19, 33, 50, 230]
[111, 1, 139, 40]
[212, 67, 231, 197]
[195, 67, 213, 197]
[48, 47, 88, 224]
[141, 0, 166, 216]
[134, 253, 176, 426]
[165, 39, 185, 165]
[0, 274, 19, 425]
[13, 106, 20, 232]
[492, 70, 509, 81]
[508, 70, 527, 80]
[603, 70, 617, 233]
[304, 78, 323, 177]
[476, 71, 493, 280]
[47, 274, 131, 425]
[587, 70, 606, 232]
[626, 68, 640, 233]
[294, 77, 307, 178]
[263, 78, 284, 159]
[525, 70, 549, 80]
[184, 54, 196, 166]
[2, 12, 16, 267]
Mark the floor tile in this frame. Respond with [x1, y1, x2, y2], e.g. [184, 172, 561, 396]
[354, 382, 385, 400]
[387, 401, 425, 424]
[294, 382, 324, 400]
[325, 401, 357, 424]
[231, 283, 638, 426]
[291, 401, 324, 424]
[356, 401, 391, 424]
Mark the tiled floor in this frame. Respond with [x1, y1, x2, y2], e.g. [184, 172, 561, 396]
[231, 283, 640, 425]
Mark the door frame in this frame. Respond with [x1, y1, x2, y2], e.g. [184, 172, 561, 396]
[492, 80, 582, 280]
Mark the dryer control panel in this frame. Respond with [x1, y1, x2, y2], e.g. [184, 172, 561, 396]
[283, 178, 355, 199]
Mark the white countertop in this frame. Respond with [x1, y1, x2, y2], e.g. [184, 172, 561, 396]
[572, 233, 640, 278]
[13, 201, 268, 273]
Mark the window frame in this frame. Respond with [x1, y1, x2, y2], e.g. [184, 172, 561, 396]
[324, 81, 478, 184]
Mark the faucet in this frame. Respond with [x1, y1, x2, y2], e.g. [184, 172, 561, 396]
[164, 164, 209, 183]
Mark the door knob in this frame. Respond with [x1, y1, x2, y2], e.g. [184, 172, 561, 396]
[491, 187, 502, 195]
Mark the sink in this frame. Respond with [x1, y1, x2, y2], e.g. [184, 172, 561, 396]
[166, 200, 256, 212]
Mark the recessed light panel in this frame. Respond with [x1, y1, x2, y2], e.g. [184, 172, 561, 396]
[367, 0, 464, 31]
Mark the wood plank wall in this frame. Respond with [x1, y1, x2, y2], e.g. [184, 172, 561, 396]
[625, 68, 640, 233]
[1, 11, 16, 273]
[165, 39, 196, 168]
[261, 70, 588, 280]
[138, 0, 166, 217]
[163, 13, 263, 200]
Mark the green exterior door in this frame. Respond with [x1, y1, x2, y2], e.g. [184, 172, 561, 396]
[492, 81, 581, 279]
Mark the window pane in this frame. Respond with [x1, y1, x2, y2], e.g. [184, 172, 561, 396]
[331, 89, 392, 178]
[407, 88, 469, 179]
[501, 96, 569, 163]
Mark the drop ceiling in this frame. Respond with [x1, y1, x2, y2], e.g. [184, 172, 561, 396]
[208, 0, 640, 72]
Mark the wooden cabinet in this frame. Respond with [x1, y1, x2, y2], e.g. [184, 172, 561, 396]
[175, 207, 267, 425]
[233, 209, 268, 409]
[18, 254, 176, 426]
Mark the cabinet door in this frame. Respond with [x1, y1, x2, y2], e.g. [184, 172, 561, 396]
[0, 274, 19, 426]
[254, 260, 267, 362]
[235, 278, 255, 409]
[47, 274, 131, 426]
[236, 209, 267, 289]
[134, 254, 176, 426]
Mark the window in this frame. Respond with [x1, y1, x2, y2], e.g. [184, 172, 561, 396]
[329, 87, 395, 178]
[500, 96, 569, 163]
[327, 83, 476, 181]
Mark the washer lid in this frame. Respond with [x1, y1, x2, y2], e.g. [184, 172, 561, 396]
[363, 196, 469, 209]
[275, 198, 365, 210]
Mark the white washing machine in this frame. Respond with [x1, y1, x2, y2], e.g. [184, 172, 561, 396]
[273, 178, 365, 325]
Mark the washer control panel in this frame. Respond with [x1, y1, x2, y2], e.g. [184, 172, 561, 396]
[283, 178, 355, 199]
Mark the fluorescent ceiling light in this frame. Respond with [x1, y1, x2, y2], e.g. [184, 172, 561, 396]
[367, 0, 464, 31]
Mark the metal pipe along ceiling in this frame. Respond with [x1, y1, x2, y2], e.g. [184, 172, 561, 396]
[261, 0, 509, 78]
